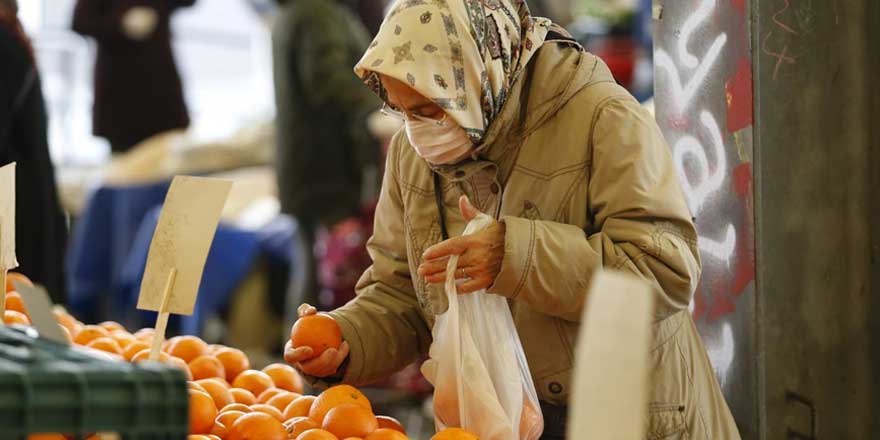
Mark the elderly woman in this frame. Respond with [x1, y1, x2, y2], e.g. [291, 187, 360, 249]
[285, 0, 741, 438]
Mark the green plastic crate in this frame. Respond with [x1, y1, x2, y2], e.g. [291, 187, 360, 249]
[0, 325, 188, 439]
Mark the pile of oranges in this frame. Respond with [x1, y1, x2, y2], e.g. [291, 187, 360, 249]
[5, 272, 479, 440]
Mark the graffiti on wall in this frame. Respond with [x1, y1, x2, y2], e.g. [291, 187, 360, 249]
[653, 0, 756, 399]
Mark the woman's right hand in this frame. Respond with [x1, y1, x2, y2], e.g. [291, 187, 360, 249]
[284, 304, 350, 378]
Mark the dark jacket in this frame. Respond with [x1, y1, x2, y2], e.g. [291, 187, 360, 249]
[72, 0, 194, 152]
[0, 17, 68, 302]
[272, 0, 381, 226]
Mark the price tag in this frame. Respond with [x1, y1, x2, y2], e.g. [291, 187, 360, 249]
[16, 282, 68, 345]
[0, 162, 17, 319]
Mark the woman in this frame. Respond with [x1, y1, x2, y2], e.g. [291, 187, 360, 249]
[0, 0, 68, 302]
[285, 0, 741, 438]
[72, 0, 195, 153]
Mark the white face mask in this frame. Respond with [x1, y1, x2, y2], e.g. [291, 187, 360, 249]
[404, 114, 473, 165]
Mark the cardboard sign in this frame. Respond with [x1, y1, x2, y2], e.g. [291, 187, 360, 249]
[136, 176, 232, 315]
[568, 270, 654, 440]
[0, 163, 17, 269]
[15, 282, 68, 345]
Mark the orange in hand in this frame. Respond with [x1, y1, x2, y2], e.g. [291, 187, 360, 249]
[309, 385, 372, 425]
[227, 411, 288, 440]
[289, 314, 342, 359]
[322, 403, 377, 439]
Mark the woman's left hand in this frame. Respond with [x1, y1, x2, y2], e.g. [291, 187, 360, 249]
[417, 195, 505, 293]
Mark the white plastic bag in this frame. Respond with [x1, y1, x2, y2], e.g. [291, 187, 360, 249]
[421, 213, 544, 440]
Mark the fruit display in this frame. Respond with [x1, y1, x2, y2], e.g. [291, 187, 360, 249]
[4, 273, 483, 440]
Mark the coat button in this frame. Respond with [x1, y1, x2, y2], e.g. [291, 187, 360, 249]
[490, 183, 499, 194]
[549, 382, 563, 394]
[454, 170, 466, 178]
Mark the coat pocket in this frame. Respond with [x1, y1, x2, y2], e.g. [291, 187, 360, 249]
[646, 403, 688, 440]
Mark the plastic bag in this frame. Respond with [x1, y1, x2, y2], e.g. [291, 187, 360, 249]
[421, 213, 544, 440]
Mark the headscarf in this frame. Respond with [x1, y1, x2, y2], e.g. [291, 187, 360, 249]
[354, 0, 551, 144]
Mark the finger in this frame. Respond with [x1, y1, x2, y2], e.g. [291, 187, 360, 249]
[336, 341, 350, 363]
[297, 303, 317, 317]
[459, 195, 481, 221]
[423, 237, 470, 260]
[457, 277, 491, 294]
[417, 257, 450, 277]
[284, 345, 314, 364]
[300, 347, 341, 377]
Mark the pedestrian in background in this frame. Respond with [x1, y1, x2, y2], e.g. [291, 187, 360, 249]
[72, 0, 196, 154]
[0, 0, 68, 302]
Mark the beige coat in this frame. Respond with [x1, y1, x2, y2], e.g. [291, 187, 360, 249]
[325, 38, 741, 439]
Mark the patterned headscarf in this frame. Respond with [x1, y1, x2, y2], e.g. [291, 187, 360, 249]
[354, 0, 551, 144]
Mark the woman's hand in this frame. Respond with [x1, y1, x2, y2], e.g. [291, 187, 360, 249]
[284, 304, 350, 378]
[418, 196, 506, 293]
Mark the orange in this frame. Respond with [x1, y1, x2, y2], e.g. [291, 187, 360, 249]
[5, 272, 33, 292]
[208, 344, 225, 353]
[86, 337, 123, 355]
[196, 378, 234, 410]
[519, 400, 540, 438]
[230, 388, 257, 406]
[133, 328, 155, 342]
[375, 416, 405, 433]
[5, 291, 28, 316]
[98, 321, 125, 333]
[26, 434, 69, 440]
[190, 355, 226, 381]
[123, 341, 150, 361]
[322, 403, 377, 439]
[227, 412, 288, 440]
[283, 395, 316, 420]
[216, 410, 247, 428]
[266, 391, 300, 412]
[289, 314, 342, 359]
[167, 335, 210, 363]
[189, 436, 221, 440]
[231, 370, 274, 398]
[53, 309, 81, 335]
[110, 331, 136, 349]
[4, 310, 30, 326]
[215, 348, 250, 382]
[257, 388, 284, 404]
[296, 429, 340, 440]
[220, 403, 251, 414]
[189, 381, 208, 393]
[430, 428, 479, 440]
[131, 349, 170, 363]
[262, 363, 304, 393]
[309, 385, 372, 425]
[249, 403, 285, 421]
[190, 389, 219, 434]
[210, 422, 229, 439]
[365, 429, 409, 440]
[285, 417, 320, 437]
[74, 325, 111, 346]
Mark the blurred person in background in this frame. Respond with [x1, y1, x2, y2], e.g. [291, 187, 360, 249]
[272, 0, 382, 311]
[72, 0, 195, 154]
[283, 0, 741, 438]
[0, 0, 69, 302]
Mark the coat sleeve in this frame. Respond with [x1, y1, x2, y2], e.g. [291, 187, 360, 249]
[71, 0, 126, 41]
[324, 134, 432, 387]
[487, 97, 701, 322]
